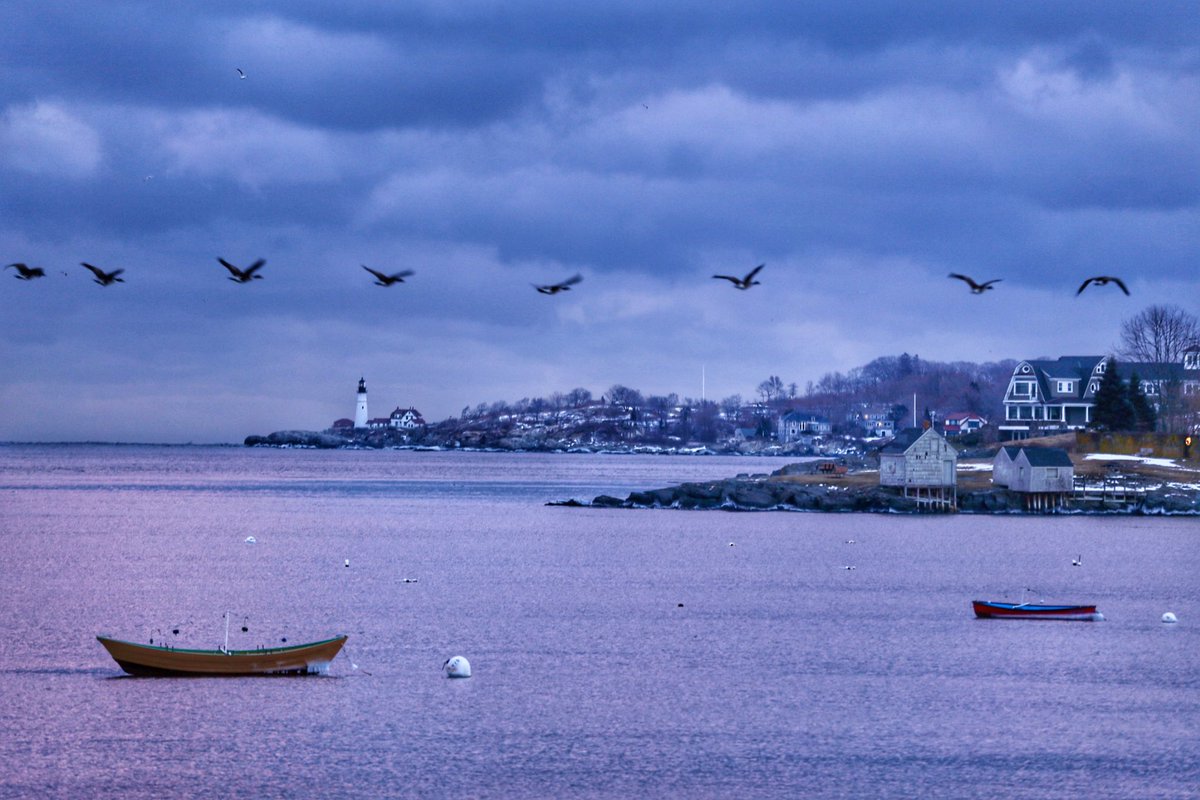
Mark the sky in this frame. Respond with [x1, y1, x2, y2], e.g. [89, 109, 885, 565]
[2, 1, 1198, 443]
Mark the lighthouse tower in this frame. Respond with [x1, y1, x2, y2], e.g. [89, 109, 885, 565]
[354, 378, 368, 428]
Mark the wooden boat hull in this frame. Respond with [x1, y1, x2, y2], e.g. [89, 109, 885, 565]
[97, 635, 347, 676]
[972, 600, 1102, 621]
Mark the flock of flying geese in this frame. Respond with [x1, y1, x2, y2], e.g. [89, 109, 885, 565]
[5, 260, 1131, 297]
[5, 67, 1131, 300]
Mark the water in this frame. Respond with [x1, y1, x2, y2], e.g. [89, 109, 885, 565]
[1, 444, 1197, 799]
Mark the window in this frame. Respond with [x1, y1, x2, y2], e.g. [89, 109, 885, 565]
[1056, 380, 1074, 393]
[1012, 380, 1035, 398]
[1185, 352, 1199, 370]
[1046, 468, 1059, 478]
[1097, 361, 1107, 374]
[1089, 381, 1099, 393]
[1046, 407, 1062, 421]
[1007, 406, 1018, 420]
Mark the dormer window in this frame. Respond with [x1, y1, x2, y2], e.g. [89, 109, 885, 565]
[1012, 380, 1035, 398]
[1097, 361, 1107, 374]
[1185, 352, 1199, 370]
[1056, 380, 1074, 393]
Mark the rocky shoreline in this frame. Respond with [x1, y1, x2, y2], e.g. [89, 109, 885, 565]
[557, 466, 1200, 515]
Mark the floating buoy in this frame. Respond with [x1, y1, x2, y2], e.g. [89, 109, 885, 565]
[728, 542, 735, 547]
[1162, 612, 1178, 624]
[344, 559, 350, 568]
[443, 656, 471, 678]
[245, 536, 256, 544]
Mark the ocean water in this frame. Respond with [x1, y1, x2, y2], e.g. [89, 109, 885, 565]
[1, 444, 1197, 799]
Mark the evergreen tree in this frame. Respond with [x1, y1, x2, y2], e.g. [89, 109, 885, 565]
[1127, 371, 1158, 432]
[1091, 358, 1134, 430]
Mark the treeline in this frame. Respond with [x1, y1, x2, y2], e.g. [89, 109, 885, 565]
[436, 352, 1018, 442]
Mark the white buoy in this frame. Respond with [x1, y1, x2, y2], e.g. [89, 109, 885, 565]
[443, 656, 471, 678]
[244, 536, 256, 544]
[344, 559, 350, 568]
[1162, 612, 1178, 624]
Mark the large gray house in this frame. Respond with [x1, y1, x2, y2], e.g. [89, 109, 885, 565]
[999, 353, 1200, 440]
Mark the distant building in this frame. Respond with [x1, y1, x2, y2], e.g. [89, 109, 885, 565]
[778, 411, 832, 443]
[879, 427, 958, 509]
[1000, 353, 1200, 439]
[389, 407, 426, 430]
[849, 403, 897, 438]
[991, 445, 1022, 487]
[331, 418, 354, 431]
[942, 412, 988, 436]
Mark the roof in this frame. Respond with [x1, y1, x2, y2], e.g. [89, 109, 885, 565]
[781, 410, 828, 421]
[944, 411, 986, 422]
[1016, 447, 1074, 467]
[331, 418, 354, 428]
[880, 427, 929, 454]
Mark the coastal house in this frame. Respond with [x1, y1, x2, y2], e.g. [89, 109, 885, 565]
[879, 427, 958, 509]
[389, 407, 426, 430]
[778, 410, 832, 443]
[849, 403, 897, 438]
[1000, 447, 1075, 511]
[942, 412, 987, 437]
[1000, 353, 1200, 439]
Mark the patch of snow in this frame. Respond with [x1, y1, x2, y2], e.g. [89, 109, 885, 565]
[1084, 453, 1193, 470]
[957, 463, 994, 472]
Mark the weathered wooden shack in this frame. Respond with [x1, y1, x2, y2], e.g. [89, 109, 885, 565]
[879, 427, 958, 509]
[991, 445, 1023, 487]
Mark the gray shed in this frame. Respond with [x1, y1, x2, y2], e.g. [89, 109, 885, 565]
[1009, 447, 1074, 493]
[879, 427, 958, 509]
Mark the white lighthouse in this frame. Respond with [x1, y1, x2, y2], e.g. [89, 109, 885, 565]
[354, 377, 368, 428]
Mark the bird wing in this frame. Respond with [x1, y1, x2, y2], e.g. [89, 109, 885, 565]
[1112, 277, 1130, 295]
[562, 274, 583, 287]
[394, 270, 415, 279]
[81, 263, 104, 279]
[744, 263, 765, 281]
[109, 269, 125, 278]
[1076, 278, 1095, 295]
[980, 279, 1001, 289]
[217, 258, 242, 277]
[712, 274, 739, 283]
[948, 273, 977, 288]
[244, 259, 266, 276]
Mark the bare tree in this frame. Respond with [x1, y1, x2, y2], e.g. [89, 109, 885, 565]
[1118, 305, 1200, 364]
[1117, 305, 1200, 433]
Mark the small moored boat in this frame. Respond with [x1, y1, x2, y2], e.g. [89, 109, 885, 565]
[97, 634, 348, 676]
[972, 600, 1103, 621]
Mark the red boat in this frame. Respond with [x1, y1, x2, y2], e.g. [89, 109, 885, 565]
[972, 600, 1103, 621]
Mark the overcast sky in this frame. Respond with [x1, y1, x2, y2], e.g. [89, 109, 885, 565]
[2, 2, 1197, 443]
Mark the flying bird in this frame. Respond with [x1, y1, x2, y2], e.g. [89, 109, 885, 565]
[362, 265, 414, 286]
[6, 263, 45, 280]
[218, 257, 265, 283]
[534, 274, 582, 295]
[236, 68, 246, 79]
[713, 263, 764, 290]
[1076, 276, 1130, 296]
[81, 263, 124, 285]
[949, 273, 1001, 294]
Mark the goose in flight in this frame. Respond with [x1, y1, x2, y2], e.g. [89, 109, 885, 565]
[363, 265, 414, 286]
[218, 257, 265, 283]
[949, 273, 1001, 294]
[1076, 276, 1129, 296]
[713, 263, 764, 290]
[6, 263, 45, 280]
[81, 263, 125, 286]
[534, 274, 582, 294]
[236, 68, 246, 79]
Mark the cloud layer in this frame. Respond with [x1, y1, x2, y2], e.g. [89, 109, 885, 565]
[1, 2, 1198, 441]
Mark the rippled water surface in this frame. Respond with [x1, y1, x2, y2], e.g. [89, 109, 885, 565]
[2, 444, 1198, 799]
